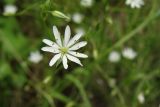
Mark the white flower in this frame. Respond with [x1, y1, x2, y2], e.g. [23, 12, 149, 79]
[3, 4, 18, 16]
[72, 13, 84, 24]
[122, 47, 137, 60]
[41, 25, 88, 69]
[75, 27, 85, 35]
[126, 0, 144, 9]
[28, 51, 43, 64]
[80, 0, 93, 7]
[108, 51, 121, 63]
[137, 92, 145, 104]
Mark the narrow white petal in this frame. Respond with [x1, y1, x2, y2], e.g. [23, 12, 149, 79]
[67, 33, 83, 47]
[69, 41, 87, 51]
[49, 54, 61, 66]
[68, 51, 88, 58]
[62, 55, 68, 69]
[43, 39, 53, 46]
[41, 47, 59, 53]
[66, 54, 83, 66]
[53, 26, 62, 46]
[64, 25, 71, 46]
[52, 43, 60, 49]
[42, 39, 59, 48]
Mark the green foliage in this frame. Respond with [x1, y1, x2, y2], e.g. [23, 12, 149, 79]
[0, 0, 160, 107]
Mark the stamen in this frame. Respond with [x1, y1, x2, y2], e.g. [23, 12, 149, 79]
[59, 47, 68, 54]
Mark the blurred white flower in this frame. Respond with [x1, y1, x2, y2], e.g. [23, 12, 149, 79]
[108, 51, 121, 63]
[137, 92, 145, 104]
[72, 13, 84, 24]
[28, 51, 43, 64]
[122, 47, 137, 60]
[75, 27, 85, 35]
[80, 0, 93, 7]
[41, 25, 88, 69]
[3, 4, 18, 16]
[126, 0, 144, 9]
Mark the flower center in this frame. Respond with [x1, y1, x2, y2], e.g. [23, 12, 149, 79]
[59, 47, 68, 55]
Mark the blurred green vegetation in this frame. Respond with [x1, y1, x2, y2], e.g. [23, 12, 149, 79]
[0, 0, 160, 107]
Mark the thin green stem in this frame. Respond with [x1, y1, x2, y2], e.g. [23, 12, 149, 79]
[98, 1, 158, 63]
[35, 84, 56, 107]
[66, 75, 91, 107]
[96, 65, 127, 107]
[0, 30, 56, 107]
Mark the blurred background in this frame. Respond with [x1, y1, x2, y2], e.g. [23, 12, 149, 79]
[0, 0, 160, 107]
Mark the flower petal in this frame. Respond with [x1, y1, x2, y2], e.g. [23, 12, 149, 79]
[53, 26, 62, 46]
[69, 41, 87, 51]
[41, 47, 59, 53]
[42, 39, 59, 48]
[52, 43, 60, 49]
[42, 39, 53, 46]
[66, 54, 83, 66]
[68, 51, 88, 58]
[67, 33, 83, 47]
[64, 25, 71, 46]
[49, 53, 61, 66]
[62, 55, 68, 69]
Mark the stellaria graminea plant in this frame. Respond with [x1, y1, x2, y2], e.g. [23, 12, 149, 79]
[122, 47, 137, 60]
[28, 51, 43, 64]
[3, 4, 18, 16]
[41, 25, 88, 69]
[126, 0, 144, 9]
[108, 51, 121, 63]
